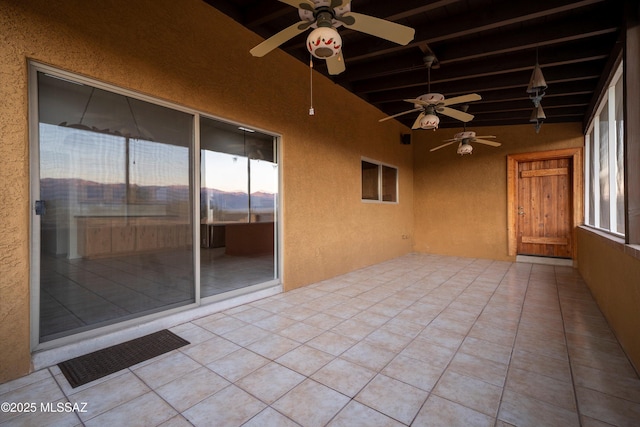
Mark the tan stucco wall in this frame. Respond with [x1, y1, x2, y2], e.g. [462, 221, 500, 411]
[577, 228, 640, 372]
[412, 122, 584, 260]
[0, 0, 413, 382]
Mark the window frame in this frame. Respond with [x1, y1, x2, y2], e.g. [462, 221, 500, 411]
[584, 61, 624, 237]
[361, 157, 399, 204]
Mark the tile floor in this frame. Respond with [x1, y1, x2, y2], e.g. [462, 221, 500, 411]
[3, 253, 640, 426]
[40, 248, 274, 341]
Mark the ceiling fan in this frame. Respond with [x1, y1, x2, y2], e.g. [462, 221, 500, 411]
[379, 54, 481, 130]
[249, 0, 415, 75]
[430, 130, 501, 155]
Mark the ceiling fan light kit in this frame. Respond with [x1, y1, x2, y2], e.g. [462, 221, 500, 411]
[306, 26, 342, 58]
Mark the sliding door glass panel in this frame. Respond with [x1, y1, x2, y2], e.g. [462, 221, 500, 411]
[36, 72, 194, 342]
[200, 118, 278, 297]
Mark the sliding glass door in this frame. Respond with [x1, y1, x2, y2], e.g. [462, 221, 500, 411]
[200, 118, 278, 298]
[31, 64, 280, 346]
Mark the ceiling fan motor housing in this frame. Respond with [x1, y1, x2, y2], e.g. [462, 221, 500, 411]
[413, 93, 445, 108]
[454, 131, 476, 140]
[299, 1, 350, 27]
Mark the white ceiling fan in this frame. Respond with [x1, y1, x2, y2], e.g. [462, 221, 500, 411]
[249, 0, 415, 75]
[379, 54, 481, 130]
[431, 130, 501, 155]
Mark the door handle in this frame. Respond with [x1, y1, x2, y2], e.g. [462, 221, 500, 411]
[35, 200, 46, 216]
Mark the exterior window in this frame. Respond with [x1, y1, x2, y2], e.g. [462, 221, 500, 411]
[361, 159, 398, 203]
[585, 62, 624, 236]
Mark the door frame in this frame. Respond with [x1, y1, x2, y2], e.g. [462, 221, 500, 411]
[507, 147, 584, 258]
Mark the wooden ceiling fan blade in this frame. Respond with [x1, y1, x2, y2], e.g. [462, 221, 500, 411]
[439, 106, 474, 122]
[379, 107, 423, 122]
[430, 141, 456, 152]
[442, 93, 481, 106]
[250, 21, 309, 57]
[474, 138, 502, 147]
[441, 138, 458, 142]
[412, 112, 426, 129]
[326, 51, 346, 75]
[277, 0, 315, 12]
[340, 12, 415, 45]
[474, 135, 497, 139]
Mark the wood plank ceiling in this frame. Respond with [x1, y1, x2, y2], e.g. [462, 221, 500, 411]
[206, 0, 624, 129]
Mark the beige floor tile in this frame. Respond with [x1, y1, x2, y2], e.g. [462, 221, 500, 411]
[198, 315, 247, 335]
[331, 318, 377, 341]
[169, 323, 215, 348]
[227, 306, 272, 323]
[243, 407, 300, 427]
[460, 337, 513, 365]
[206, 348, 269, 382]
[0, 374, 64, 424]
[413, 395, 495, 427]
[253, 314, 298, 333]
[468, 321, 517, 347]
[306, 331, 357, 356]
[158, 414, 193, 427]
[275, 345, 335, 376]
[328, 400, 405, 427]
[311, 358, 375, 397]
[572, 363, 640, 403]
[381, 354, 444, 392]
[236, 362, 305, 404]
[303, 312, 345, 330]
[84, 391, 176, 427]
[132, 351, 202, 389]
[340, 341, 396, 372]
[222, 324, 273, 347]
[73, 371, 150, 422]
[183, 384, 266, 427]
[246, 334, 300, 360]
[0, 369, 52, 395]
[498, 389, 580, 427]
[272, 379, 350, 427]
[576, 386, 640, 426]
[323, 301, 364, 319]
[401, 338, 456, 369]
[434, 370, 503, 417]
[419, 325, 466, 350]
[154, 366, 229, 412]
[355, 374, 429, 425]
[180, 335, 240, 365]
[509, 349, 572, 383]
[379, 317, 424, 338]
[448, 351, 508, 387]
[276, 321, 324, 343]
[505, 367, 576, 411]
[568, 343, 638, 378]
[364, 328, 412, 353]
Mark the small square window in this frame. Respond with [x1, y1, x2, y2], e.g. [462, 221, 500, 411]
[361, 159, 397, 203]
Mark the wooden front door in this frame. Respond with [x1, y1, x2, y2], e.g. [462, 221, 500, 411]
[516, 158, 573, 258]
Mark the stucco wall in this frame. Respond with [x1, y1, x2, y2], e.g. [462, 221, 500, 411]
[577, 228, 640, 372]
[412, 122, 584, 260]
[0, 0, 413, 382]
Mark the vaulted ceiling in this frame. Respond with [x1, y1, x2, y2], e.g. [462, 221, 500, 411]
[206, 0, 624, 129]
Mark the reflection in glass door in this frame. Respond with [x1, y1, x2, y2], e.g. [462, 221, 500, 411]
[200, 118, 278, 298]
[35, 71, 195, 342]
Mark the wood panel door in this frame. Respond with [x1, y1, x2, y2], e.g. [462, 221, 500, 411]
[516, 158, 573, 258]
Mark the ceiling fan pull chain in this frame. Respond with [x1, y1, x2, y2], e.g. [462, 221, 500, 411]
[309, 54, 315, 116]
